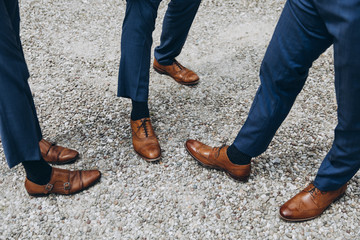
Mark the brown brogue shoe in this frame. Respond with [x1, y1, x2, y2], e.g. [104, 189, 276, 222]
[279, 183, 347, 222]
[25, 167, 101, 196]
[40, 139, 79, 164]
[131, 118, 161, 162]
[153, 58, 199, 85]
[185, 139, 250, 181]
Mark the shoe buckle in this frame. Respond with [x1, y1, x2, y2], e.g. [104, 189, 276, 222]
[63, 182, 71, 190]
[45, 183, 53, 192]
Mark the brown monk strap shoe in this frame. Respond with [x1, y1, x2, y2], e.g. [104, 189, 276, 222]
[131, 118, 161, 162]
[279, 183, 347, 222]
[153, 58, 199, 85]
[39, 139, 79, 164]
[25, 167, 101, 196]
[185, 139, 250, 181]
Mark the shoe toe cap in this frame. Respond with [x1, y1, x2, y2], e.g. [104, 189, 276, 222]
[185, 139, 201, 152]
[279, 205, 294, 219]
[59, 149, 79, 161]
[143, 144, 161, 159]
[81, 170, 101, 188]
[279, 202, 305, 221]
[188, 73, 199, 82]
[183, 72, 199, 83]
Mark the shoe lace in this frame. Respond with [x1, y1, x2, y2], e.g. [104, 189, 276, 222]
[137, 118, 149, 137]
[173, 59, 184, 70]
[213, 144, 227, 158]
[307, 185, 326, 198]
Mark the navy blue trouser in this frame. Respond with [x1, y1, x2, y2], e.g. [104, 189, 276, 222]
[0, 0, 42, 168]
[118, 0, 201, 102]
[233, 0, 360, 191]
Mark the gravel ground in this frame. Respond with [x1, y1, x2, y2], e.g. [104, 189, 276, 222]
[1, 0, 359, 239]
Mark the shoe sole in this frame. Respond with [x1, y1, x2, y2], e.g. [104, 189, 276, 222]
[278, 193, 346, 222]
[134, 149, 161, 163]
[184, 143, 249, 182]
[153, 66, 200, 86]
[27, 172, 102, 197]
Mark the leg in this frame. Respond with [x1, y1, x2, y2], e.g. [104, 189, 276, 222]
[4, 0, 80, 166]
[314, 0, 360, 191]
[4, 0, 21, 46]
[118, 0, 161, 102]
[152, 0, 201, 85]
[232, 0, 332, 157]
[185, 0, 333, 180]
[154, 0, 201, 65]
[118, 0, 162, 161]
[4, 0, 42, 134]
[0, 0, 101, 195]
[0, 0, 42, 168]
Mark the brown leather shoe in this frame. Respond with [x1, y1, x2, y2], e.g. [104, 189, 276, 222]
[279, 183, 347, 222]
[39, 139, 79, 164]
[131, 118, 161, 162]
[153, 58, 199, 85]
[185, 139, 250, 181]
[25, 167, 101, 196]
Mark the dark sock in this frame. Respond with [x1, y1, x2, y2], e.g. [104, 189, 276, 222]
[22, 158, 52, 185]
[131, 100, 150, 121]
[227, 144, 251, 165]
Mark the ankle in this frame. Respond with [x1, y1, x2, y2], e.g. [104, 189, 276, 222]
[131, 100, 150, 121]
[22, 158, 52, 185]
[227, 144, 251, 165]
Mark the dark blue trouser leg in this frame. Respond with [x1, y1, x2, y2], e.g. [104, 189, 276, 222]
[0, 0, 42, 168]
[4, 0, 41, 138]
[118, 0, 200, 101]
[154, 0, 201, 65]
[313, 0, 360, 191]
[118, 0, 161, 102]
[233, 0, 332, 157]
